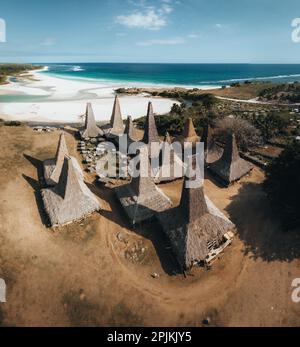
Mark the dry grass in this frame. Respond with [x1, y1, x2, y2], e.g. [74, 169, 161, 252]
[0, 125, 299, 327]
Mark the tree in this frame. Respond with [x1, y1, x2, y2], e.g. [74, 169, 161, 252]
[215, 116, 263, 151]
[198, 93, 218, 109]
[264, 140, 300, 230]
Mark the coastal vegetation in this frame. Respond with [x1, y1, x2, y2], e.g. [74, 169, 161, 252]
[258, 82, 300, 104]
[0, 63, 41, 84]
[116, 81, 276, 101]
[215, 117, 263, 151]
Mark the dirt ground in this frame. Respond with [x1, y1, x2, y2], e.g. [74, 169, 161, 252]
[0, 125, 299, 327]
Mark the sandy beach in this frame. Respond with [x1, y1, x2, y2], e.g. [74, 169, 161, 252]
[0, 69, 180, 123]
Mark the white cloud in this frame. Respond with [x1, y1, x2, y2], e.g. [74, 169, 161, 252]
[188, 33, 199, 39]
[115, 1, 175, 30]
[215, 23, 226, 29]
[40, 37, 56, 46]
[137, 37, 185, 46]
[161, 5, 173, 14]
[116, 9, 166, 30]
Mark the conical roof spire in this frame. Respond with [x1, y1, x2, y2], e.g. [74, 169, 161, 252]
[222, 133, 240, 163]
[115, 145, 172, 225]
[157, 158, 236, 270]
[124, 115, 135, 141]
[42, 156, 101, 226]
[183, 118, 199, 142]
[50, 132, 69, 184]
[110, 95, 124, 135]
[130, 146, 157, 197]
[210, 132, 253, 184]
[142, 102, 160, 145]
[180, 163, 208, 222]
[81, 103, 103, 139]
[161, 131, 175, 165]
[201, 125, 223, 165]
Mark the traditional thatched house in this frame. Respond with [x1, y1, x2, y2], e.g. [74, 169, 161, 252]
[43, 132, 83, 186]
[119, 115, 137, 155]
[102, 95, 124, 137]
[80, 103, 103, 139]
[209, 133, 253, 185]
[201, 125, 223, 165]
[157, 175, 235, 271]
[115, 147, 172, 225]
[142, 102, 161, 159]
[155, 132, 185, 183]
[42, 156, 101, 227]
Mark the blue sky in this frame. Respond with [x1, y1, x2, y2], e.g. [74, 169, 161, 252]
[0, 0, 299, 63]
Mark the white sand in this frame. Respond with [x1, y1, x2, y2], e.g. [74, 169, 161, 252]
[0, 69, 180, 123]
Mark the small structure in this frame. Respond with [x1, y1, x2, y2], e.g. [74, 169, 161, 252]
[183, 118, 200, 144]
[115, 147, 172, 225]
[43, 132, 82, 186]
[103, 95, 124, 137]
[42, 156, 101, 227]
[209, 133, 253, 185]
[80, 103, 103, 139]
[142, 102, 161, 159]
[157, 175, 235, 271]
[155, 132, 185, 183]
[124, 115, 135, 144]
[201, 125, 223, 165]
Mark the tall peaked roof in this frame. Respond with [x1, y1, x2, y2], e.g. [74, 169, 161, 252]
[81, 103, 103, 139]
[43, 132, 83, 186]
[201, 125, 223, 165]
[124, 115, 135, 142]
[115, 146, 172, 225]
[142, 102, 160, 145]
[109, 95, 124, 135]
[50, 132, 69, 184]
[179, 175, 208, 223]
[183, 118, 199, 142]
[210, 133, 253, 185]
[157, 174, 235, 270]
[42, 156, 101, 227]
[130, 147, 158, 197]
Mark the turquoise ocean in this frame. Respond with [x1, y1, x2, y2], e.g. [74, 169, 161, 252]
[40, 63, 300, 87]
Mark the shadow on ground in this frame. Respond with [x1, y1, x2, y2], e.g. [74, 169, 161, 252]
[23, 154, 49, 226]
[226, 182, 300, 262]
[89, 180, 181, 276]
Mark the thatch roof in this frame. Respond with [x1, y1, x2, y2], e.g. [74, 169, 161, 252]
[43, 132, 83, 186]
[155, 132, 185, 183]
[157, 175, 235, 270]
[80, 103, 103, 139]
[209, 133, 253, 185]
[142, 102, 160, 158]
[201, 125, 223, 165]
[183, 118, 200, 143]
[115, 147, 172, 225]
[109, 95, 124, 136]
[124, 115, 135, 144]
[42, 156, 101, 227]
